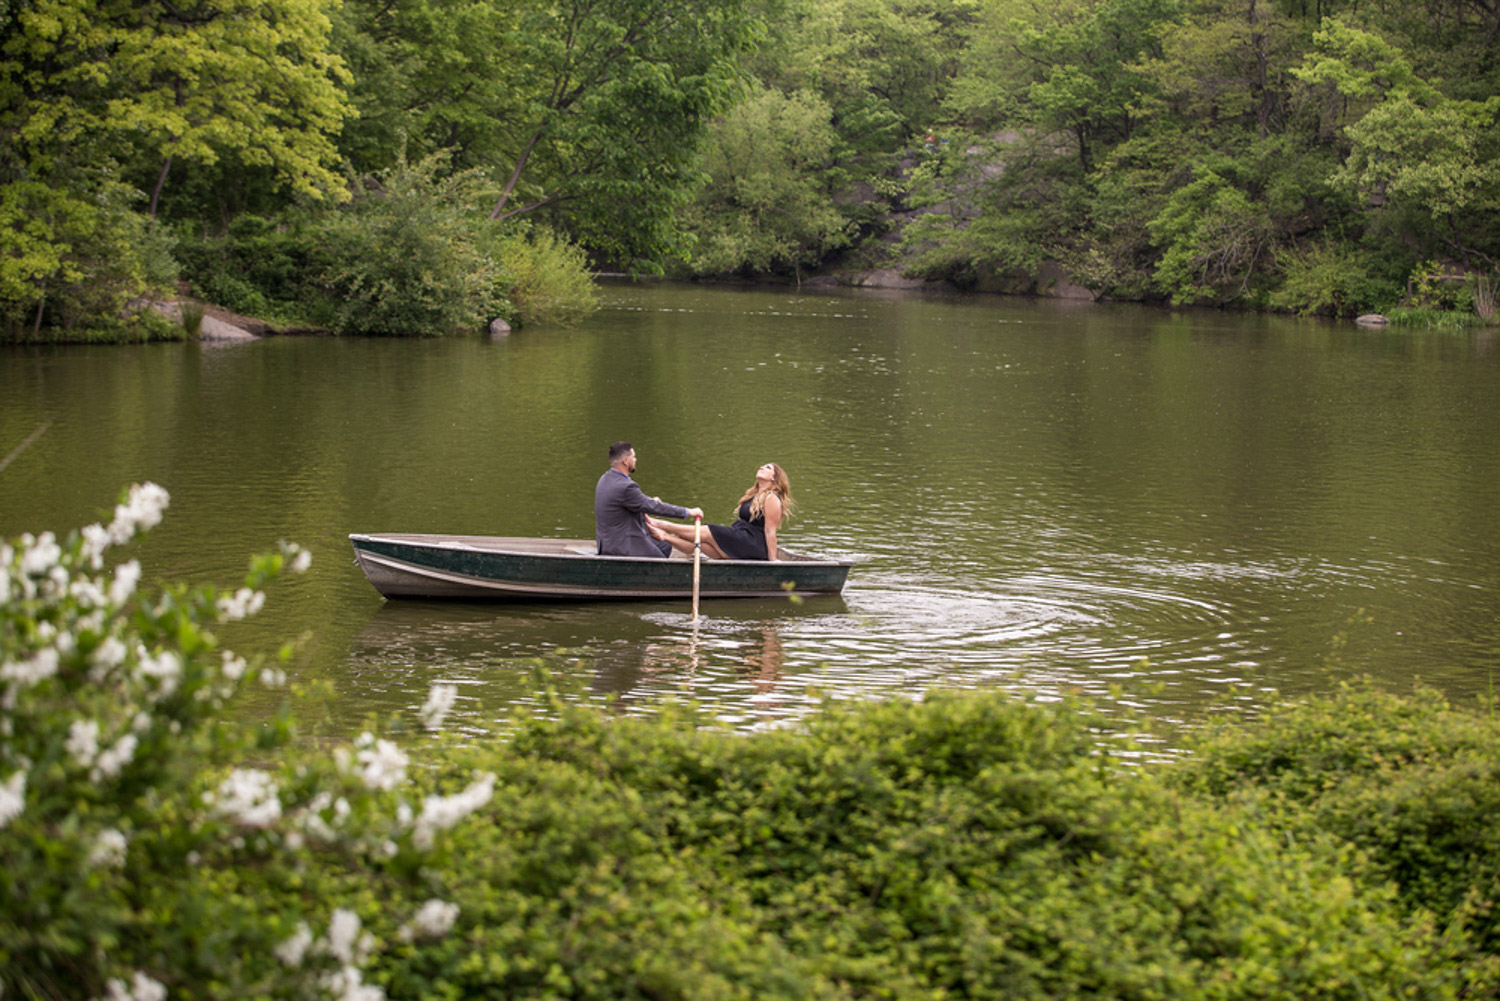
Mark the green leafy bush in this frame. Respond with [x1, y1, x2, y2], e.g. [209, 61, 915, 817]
[174, 215, 324, 324]
[479, 224, 598, 327]
[1170, 682, 1500, 990]
[316, 154, 502, 336]
[0, 486, 491, 1000]
[359, 691, 1459, 1000]
[1, 180, 179, 341]
[1271, 240, 1397, 316]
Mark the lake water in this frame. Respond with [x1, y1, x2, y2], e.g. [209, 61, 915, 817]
[4, 282, 1499, 738]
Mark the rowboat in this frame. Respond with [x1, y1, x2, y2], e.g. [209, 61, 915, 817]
[349, 533, 854, 600]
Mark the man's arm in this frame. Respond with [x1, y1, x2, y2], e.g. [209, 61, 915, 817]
[619, 479, 691, 520]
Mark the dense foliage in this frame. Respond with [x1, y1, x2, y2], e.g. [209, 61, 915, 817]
[4, 0, 1498, 336]
[6, 488, 1500, 999]
[889, 0, 1500, 314]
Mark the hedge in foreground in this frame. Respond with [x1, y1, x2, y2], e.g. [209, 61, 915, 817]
[361, 690, 1485, 1001]
[1170, 683, 1500, 981]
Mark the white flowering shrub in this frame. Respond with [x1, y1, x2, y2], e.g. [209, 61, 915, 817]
[0, 485, 484, 1001]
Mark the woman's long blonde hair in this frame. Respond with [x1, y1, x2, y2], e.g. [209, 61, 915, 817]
[738, 463, 793, 521]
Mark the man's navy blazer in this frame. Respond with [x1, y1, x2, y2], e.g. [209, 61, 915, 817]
[594, 468, 691, 557]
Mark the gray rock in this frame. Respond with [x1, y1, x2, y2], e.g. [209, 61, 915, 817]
[1355, 313, 1390, 327]
[489, 317, 512, 337]
[197, 315, 257, 341]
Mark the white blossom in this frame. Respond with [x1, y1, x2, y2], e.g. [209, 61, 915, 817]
[20, 531, 61, 577]
[93, 734, 138, 780]
[93, 636, 128, 671]
[0, 770, 25, 828]
[1, 648, 59, 687]
[324, 908, 373, 966]
[80, 522, 111, 569]
[220, 651, 247, 681]
[212, 768, 282, 827]
[275, 922, 314, 967]
[109, 560, 142, 606]
[355, 735, 408, 791]
[260, 666, 286, 688]
[0, 564, 10, 604]
[217, 587, 265, 622]
[419, 683, 459, 732]
[70, 576, 108, 608]
[107, 483, 170, 545]
[67, 719, 101, 767]
[398, 899, 460, 942]
[89, 828, 129, 868]
[100, 971, 166, 1001]
[322, 965, 384, 1001]
[299, 797, 337, 842]
[289, 547, 312, 574]
[413, 772, 495, 850]
[135, 649, 181, 697]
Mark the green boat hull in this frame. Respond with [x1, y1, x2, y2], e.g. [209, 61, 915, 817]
[349, 533, 853, 600]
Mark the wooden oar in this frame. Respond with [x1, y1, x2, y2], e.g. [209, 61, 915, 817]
[692, 515, 703, 620]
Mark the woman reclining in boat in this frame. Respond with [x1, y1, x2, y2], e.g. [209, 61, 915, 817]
[649, 462, 793, 561]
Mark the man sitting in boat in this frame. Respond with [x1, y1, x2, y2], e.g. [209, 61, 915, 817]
[594, 441, 703, 558]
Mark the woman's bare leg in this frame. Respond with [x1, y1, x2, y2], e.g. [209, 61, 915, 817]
[649, 517, 729, 558]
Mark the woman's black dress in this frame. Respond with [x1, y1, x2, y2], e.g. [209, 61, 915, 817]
[708, 500, 768, 560]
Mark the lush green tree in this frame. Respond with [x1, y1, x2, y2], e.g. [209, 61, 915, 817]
[333, 0, 762, 269]
[949, 0, 1177, 169]
[491, 0, 763, 268]
[901, 0, 1182, 293]
[901, 141, 1092, 287]
[901, 0, 1500, 312]
[0, 0, 351, 332]
[1295, 19, 1500, 270]
[1136, 0, 1306, 139]
[754, 0, 978, 149]
[332, 0, 526, 175]
[1147, 158, 1279, 303]
[678, 85, 851, 277]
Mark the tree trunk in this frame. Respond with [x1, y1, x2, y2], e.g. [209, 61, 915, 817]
[149, 156, 173, 218]
[489, 134, 542, 220]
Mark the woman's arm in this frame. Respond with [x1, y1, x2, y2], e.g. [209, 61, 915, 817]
[763, 494, 782, 561]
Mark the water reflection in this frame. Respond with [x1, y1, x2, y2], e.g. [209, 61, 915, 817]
[342, 596, 845, 730]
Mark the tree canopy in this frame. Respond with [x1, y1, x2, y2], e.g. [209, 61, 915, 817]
[3, 0, 1499, 335]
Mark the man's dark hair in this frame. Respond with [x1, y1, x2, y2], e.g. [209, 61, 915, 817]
[608, 441, 634, 464]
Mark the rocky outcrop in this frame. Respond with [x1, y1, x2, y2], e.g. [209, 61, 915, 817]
[151, 300, 260, 341]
